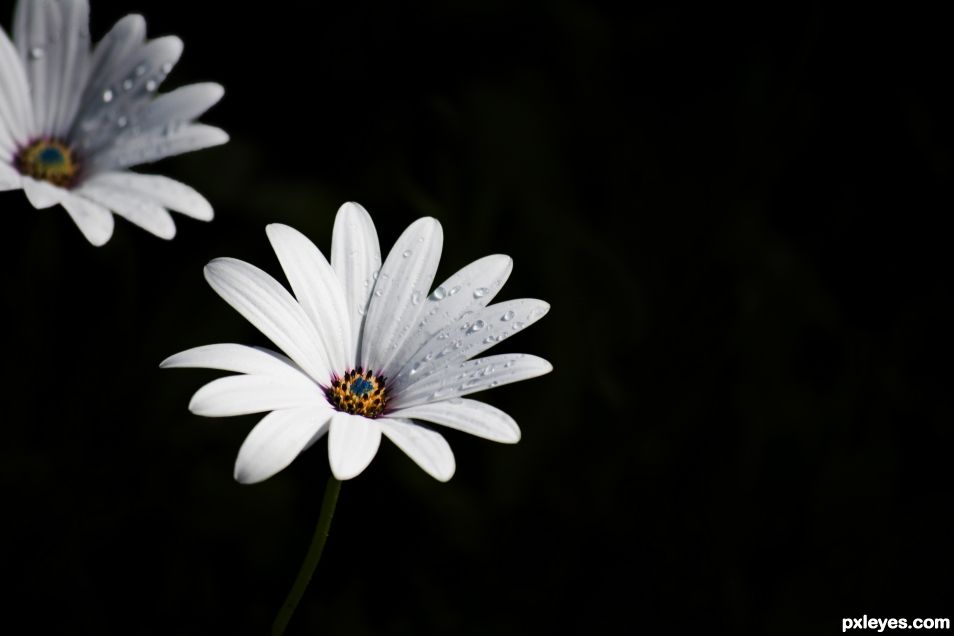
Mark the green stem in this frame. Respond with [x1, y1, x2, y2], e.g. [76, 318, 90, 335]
[271, 476, 342, 636]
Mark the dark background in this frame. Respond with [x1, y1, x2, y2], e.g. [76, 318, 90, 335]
[2, 1, 952, 634]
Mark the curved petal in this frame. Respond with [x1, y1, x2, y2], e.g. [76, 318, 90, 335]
[70, 14, 145, 134]
[14, 0, 61, 137]
[0, 25, 34, 145]
[73, 35, 184, 154]
[92, 123, 228, 172]
[388, 254, 513, 374]
[390, 298, 550, 393]
[328, 412, 381, 480]
[0, 162, 22, 191]
[267, 224, 352, 372]
[77, 178, 176, 239]
[60, 192, 114, 246]
[234, 406, 333, 484]
[50, 0, 91, 138]
[134, 82, 223, 132]
[22, 177, 66, 208]
[188, 374, 325, 417]
[330, 202, 380, 363]
[160, 343, 311, 382]
[392, 353, 553, 409]
[388, 398, 520, 443]
[87, 171, 213, 221]
[379, 418, 455, 482]
[361, 217, 443, 374]
[203, 257, 331, 383]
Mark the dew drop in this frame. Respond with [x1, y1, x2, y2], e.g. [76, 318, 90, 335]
[473, 287, 489, 299]
[483, 336, 495, 344]
[145, 79, 158, 92]
[373, 290, 382, 297]
[117, 116, 129, 128]
[122, 78, 134, 91]
[134, 64, 147, 77]
[402, 249, 412, 258]
[372, 271, 379, 280]
[467, 320, 486, 334]
[502, 310, 515, 321]
[430, 286, 447, 300]
[161, 62, 173, 74]
[448, 285, 461, 296]
[29, 47, 44, 60]
[102, 89, 114, 103]
[513, 321, 526, 330]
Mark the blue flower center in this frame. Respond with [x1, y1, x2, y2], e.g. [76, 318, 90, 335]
[15, 139, 79, 187]
[325, 367, 389, 418]
[39, 146, 66, 165]
[349, 377, 374, 396]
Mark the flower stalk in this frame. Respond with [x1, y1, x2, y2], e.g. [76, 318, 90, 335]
[271, 476, 342, 636]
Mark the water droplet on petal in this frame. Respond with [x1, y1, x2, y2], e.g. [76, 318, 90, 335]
[411, 291, 423, 305]
[467, 320, 486, 334]
[135, 64, 147, 77]
[161, 62, 174, 74]
[473, 287, 489, 299]
[122, 78, 134, 91]
[102, 89, 114, 103]
[448, 285, 461, 296]
[117, 116, 128, 128]
[29, 47, 44, 60]
[145, 79, 158, 92]
[374, 290, 382, 297]
[402, 249, 411, 258]
[430, 286, 447, 300]
[513, 321, 526, 330]
[502, 310, 515, 321]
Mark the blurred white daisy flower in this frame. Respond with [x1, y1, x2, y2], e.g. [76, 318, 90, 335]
[162, 203, 552, 483]
[0, 0, 227, 245]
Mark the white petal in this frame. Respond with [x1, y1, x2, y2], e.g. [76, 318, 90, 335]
[379, 418, 455, 482]
[393, 353, 553, 409]
[14, 0, 62, 137]
[70, 14, 145, 133]
[60, 192, 114, 246]
[328, 412, 381, 480]
[389, 398, 521, 443]
[87, 171, 213, 221]
[361, 217, 443, 374]
[203, 257, 332, 383]
[22, 177, 66, 209]
[0, 162, 21, 191]
[77, 178, 176, 239]
[49, 0, 91, 138]
[330, 202, 381, 365]
[233, 407, 332, 484]
[134, 82, 224, 132]
[388, 254, 513, 372]
[160, 343, 312, 382]
[72, 35, 185, 154]
[267, 224, 352, 372]
[188, 374, 325, 417]
[390, 298, 550, 393]
[0, 25, 34, 145]
[93, 124, 228, 172]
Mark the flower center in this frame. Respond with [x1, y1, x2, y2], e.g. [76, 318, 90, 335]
[324, 367, 389, 418]
[15, 139, 80, 187]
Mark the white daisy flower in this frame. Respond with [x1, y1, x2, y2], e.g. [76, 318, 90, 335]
[0, 0, 227, 245]
[162, 203, 552, 483]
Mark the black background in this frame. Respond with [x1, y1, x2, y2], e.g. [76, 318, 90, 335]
[2, 1, 952, 634]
